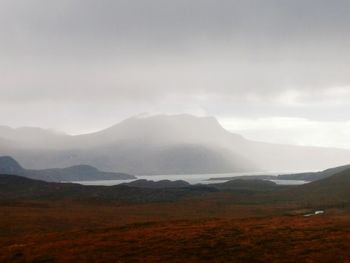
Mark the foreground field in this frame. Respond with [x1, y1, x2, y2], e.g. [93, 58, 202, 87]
[0, 199, 349, 263]
[1, 170, 350, 262]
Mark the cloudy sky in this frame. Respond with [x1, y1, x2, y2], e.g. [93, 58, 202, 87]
[1, 0, 350, 148]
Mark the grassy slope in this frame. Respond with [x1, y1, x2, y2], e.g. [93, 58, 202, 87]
[274, 168, 350, 208]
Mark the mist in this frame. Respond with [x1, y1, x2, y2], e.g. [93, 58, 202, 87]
[0, 0, 350, 149]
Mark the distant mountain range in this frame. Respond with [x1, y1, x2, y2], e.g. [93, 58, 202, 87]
[0, 156, 135, 182]
[1, 114, 350, 174]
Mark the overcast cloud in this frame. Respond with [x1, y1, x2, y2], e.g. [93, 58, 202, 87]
[1, 0, 350, 147]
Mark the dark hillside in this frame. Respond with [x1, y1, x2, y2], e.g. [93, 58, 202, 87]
[0, 174, 216, 203]
[278, 164, 350, 181]
[275, 168, 350, 207]
[0, 156, 135, 182]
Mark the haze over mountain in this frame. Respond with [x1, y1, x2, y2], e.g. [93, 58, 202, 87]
[0, 114, 350, 175]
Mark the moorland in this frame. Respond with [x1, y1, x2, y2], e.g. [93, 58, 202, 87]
[1, 166, 350, 262]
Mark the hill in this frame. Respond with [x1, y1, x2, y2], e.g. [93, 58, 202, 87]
[274, 168, 350, 207]
[0, 156, 23, 174]
[209, 163, 350, 183]
[0, 156, 135, 182]
[0, 173, 216, 202]
[211, 179, 282, 192]
[277, 164, 350, 181]
[121, 179, 190, 188]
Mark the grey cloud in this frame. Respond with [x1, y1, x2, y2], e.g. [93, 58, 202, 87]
[2, 0, 350, 42]
[1, 0, 350, 131]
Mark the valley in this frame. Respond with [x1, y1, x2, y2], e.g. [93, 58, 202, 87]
[1, 115, 350, 262]
[3, 1, 350, 261]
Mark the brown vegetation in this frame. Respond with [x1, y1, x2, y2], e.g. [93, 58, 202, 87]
[1, 169, 350, 262]
[0, 197, 349, 262]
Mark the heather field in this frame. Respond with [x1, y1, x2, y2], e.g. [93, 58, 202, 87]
[1, 197, 349, 263]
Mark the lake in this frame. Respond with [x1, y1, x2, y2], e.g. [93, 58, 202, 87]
[72, 171, 309, 186]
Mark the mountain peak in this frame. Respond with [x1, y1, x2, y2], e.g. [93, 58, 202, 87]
[112, 114, 224, 133]
[131, 113, 218, 121]
[93, 113, 237, 145]
[113, 114, 223, 130]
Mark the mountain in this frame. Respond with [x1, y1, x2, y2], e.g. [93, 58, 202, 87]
[0, 156, 135, 182]
[0, 115, 257, 174]
[1, 114, 350, 174]
[277, 164, 350, 181]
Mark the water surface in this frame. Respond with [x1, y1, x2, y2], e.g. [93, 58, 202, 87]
[72, 171, 309, 186]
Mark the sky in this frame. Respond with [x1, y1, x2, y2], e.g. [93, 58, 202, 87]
[1, 0, 350, 149]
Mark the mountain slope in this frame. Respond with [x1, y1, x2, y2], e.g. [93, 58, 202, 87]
[0, 156, 135, 182]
